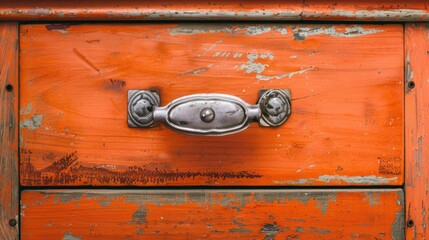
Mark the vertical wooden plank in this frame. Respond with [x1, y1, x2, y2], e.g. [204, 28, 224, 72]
[0, 22, 19, 240]
[405, 23, 429, 239]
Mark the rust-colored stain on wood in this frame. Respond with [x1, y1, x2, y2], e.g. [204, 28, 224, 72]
[19, 24, 404, 186]
[0, 22, 19, 240]
[21, 190, 404, 239]
[405, 23, 429, 240]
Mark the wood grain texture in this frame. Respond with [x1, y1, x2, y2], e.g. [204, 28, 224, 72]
[302, 1, 429, 21]
[0, 22, 19, 240]
[21, 189, 404, 240]
[0, 1, 429, 21]
[19, 24, 404, 186]
[405, 23, 429, 240]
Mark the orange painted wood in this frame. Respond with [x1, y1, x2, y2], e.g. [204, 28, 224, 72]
[19, 24, 404, 186]
[21, 189, 405, 240]
[0, 22, 19, 240]
[405, 24, 429, 240]
[1, 1, 429, 21]
[0, 0, 302, 21]
[303, 1, 429, 21]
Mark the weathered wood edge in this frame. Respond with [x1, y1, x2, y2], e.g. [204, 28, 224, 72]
[0, 1, 428, 21]
[0, 22, 19, 240]
[405, 23, 429, 240]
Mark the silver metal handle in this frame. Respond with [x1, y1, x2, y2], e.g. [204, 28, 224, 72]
[128, 89, 291, 136]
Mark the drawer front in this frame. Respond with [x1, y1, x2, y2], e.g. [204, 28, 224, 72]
[21, 189, 404, 240]
[19, 24, 404, 186]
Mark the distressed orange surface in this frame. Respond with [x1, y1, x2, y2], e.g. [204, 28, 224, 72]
[21, 190, 404, 240]
[0, 0, 302, 20]
[405, 24, 429, 240]
[19, 24, 404, 186]
[0, 22, 19, 240]
[0, 1, 429, 21]
[303, 1, 429, 21]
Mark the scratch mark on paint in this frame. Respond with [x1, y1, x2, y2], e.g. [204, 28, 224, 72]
[257, 67, 317, 81]
[180, 67, 208, 76]
[19, 102, 32, 115]
[45, 23, 69, 34]
[240, 53, 316, 80]
[73, 48, 100, 72]
[414, 136, 423, 176]
[20, 114, 43, 130]
[201, 40, 223, 56]
[62, 232, 82, 240]
[293, 25, 383, 40]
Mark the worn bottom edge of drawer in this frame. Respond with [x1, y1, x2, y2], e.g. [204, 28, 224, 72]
[21, 189, 404, 240]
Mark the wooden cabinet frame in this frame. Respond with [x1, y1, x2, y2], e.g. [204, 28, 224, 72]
[1, 1, 429, 239]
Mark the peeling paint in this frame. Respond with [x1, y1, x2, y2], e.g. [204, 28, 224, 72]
[27, 8, 52, 16]
[169, 24, 292, 36]
[260, 223, 280, 240]
[392, 205, 405, 240]
[62, 232, 82, 240]
[293, 25, 383, 40]
[304, 9, 429, 21]
[148, 11, 300, 21]
[20, 114, 43, 130]
[277, 175, 398, 185]
[240, 53, 316, 81]
[363, 192, 381, 206]
[296, 226, 331, 234]
[245, 26, 271, 35]
[130, 206, 147, 224]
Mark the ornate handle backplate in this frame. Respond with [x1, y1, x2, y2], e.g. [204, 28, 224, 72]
[128, 89, 291, 136]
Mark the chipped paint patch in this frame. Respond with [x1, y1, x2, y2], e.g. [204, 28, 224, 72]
[293, 25, 383, 40]
[392, 201, 405, 240]
[20, 114, 43, 130]
[169, 24, 291, 36]
[304, 9, 429, 21]
[296, 226, 331, 234]
[245, 26, 271, 35]
[130, 206, 147, 224]
[363, 192, 381, 206]
[316, 175, 397, 184]
[62, 232, 82, 240]
[240, 53, 316, 80]
[149, 11, 300, 21]
[275, 175, 398, 185]
[260, 223, 280, 240]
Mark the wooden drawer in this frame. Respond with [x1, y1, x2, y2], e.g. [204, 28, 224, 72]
[3, 3, 429, 238]
[21, 189, 404, 239]
[19, 23, 404, 187]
